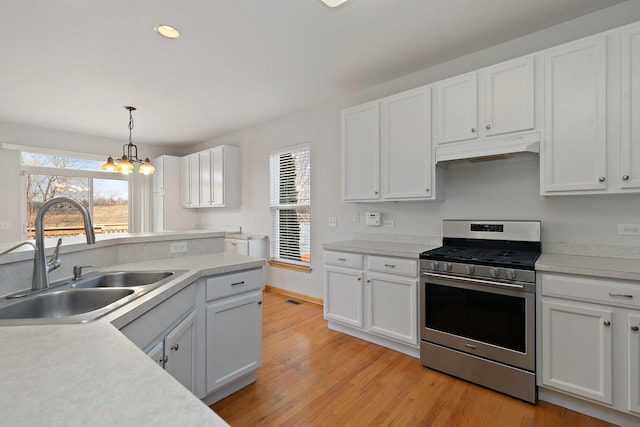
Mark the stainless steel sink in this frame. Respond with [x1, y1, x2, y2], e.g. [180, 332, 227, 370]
[0, 288, 134, 320]
[71, 271, 174, 288]
[0, 269, 186, 325]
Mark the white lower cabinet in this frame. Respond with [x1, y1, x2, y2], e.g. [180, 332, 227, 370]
[206, 290, 262, 393]
[119, 266, 265, 404]
[324, 251, 418, 356]
[120, 285, 198, 394]
[539, 272, 640, 420]
[204, 268, 265, 402]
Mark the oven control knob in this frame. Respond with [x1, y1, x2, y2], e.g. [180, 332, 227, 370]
[505, 269, 516, 280]
[465, 265, 475, 275]
[489, 268, 500, 278]
[430, 261, 440, 271]
[443, 262, 452, 272]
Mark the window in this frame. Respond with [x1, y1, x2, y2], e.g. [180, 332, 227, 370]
[269, 145, 310, 267]
[21, 152, 129, 239]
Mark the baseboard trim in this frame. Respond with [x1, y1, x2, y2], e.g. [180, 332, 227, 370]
[265, 285, 323, 306]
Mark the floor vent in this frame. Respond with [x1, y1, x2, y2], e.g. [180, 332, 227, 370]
[286, 299, 302, 305]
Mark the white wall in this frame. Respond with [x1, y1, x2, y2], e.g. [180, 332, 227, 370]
[194, 1, 640, 299]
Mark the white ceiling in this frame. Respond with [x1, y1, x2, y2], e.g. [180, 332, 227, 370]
[0, 0, 625, 146]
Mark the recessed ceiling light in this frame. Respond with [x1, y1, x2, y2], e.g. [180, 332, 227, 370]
[321, 0, 350, 7]
[154, 24, 180, 39]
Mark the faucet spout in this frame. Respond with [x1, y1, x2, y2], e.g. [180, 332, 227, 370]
[32, 197, 96, 291]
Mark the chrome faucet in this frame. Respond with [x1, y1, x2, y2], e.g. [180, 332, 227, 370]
[32, 197, 96, 291]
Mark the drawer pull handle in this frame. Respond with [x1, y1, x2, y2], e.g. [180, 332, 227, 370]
[609, 292, 633, 299]
[231, 281, 245, 286]
[338, 258, 347, 261]
[384, 264, 396, 268]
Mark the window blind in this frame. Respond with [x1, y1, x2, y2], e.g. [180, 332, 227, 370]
[269, 145, 311, 266]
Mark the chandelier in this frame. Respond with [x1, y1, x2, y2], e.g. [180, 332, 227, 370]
[102, 106, 155, 175]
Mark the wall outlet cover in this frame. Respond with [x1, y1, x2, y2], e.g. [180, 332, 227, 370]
[618, 224, 640, 235]
[328, 217, 337, 227]
[170, 241, 188, 253]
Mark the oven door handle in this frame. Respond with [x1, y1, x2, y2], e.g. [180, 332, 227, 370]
[422, 272, 525, 290]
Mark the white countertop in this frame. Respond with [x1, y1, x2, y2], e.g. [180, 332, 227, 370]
[322, 239, 436, 258]
[536, 252, 640, 281]
[0, 252, 266, 427]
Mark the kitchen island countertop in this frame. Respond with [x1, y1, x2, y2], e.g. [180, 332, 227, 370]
[0, 252, 266, 427]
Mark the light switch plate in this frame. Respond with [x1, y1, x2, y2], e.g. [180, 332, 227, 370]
[170, 241, 188, 253]
[0, 221, 9, 230]
[328, 217, 337, 227]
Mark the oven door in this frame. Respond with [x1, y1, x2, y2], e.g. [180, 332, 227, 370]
[420, 272, 535, 371]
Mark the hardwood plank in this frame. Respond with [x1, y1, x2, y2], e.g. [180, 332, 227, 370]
[211, 291, 617, 427]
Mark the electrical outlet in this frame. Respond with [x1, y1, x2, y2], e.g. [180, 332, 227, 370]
[383, 220, 395, 228]
[0, 221, 9, 230]
[618, 224, 640, 235]
[170, 241, 188, 253]
[328, 217, 337, 227]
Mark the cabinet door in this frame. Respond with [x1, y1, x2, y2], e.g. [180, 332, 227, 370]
[366, 273, 417, 345]
[341, 102, 380, 201]
[146, 341, 165, 368]
[629, 314, 640, 414]
[188, 153, 200, 207]
[199, 150, 212, 206]
[210, 146, 224, 206]
[436, 73, 478, 144]
[164, 311, 196, 393]
[324, 266, 364, 328]
[180, 156, 191, 208]
[543, 36, 607, 193]
[484, 56, 535, 137]
[206, 291, 263, 394]
[380, 87, 433, 200]
[621, 24, 640, 190]
[541, 300, 613, 404]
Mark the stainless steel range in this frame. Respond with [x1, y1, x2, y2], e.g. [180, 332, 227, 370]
[419, 220, 541, 403]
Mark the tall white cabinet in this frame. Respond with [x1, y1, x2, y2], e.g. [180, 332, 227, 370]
[152, 155, 195, 231]
[620, 23, 640, 190]
[341, 86, 440, 202]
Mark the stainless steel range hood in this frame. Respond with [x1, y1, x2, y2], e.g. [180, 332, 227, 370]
[435, 132, 540, 163]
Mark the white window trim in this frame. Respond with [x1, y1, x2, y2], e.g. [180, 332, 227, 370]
[269, 143, 311, 267]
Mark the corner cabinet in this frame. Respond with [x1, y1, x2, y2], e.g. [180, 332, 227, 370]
[538, 272, 640, 419]
[181, 145, 240, 208]
[341, 86, 441, 202]
[324, 250, 419, 357]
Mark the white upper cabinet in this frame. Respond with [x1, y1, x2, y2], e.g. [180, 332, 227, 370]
[181, 145, 240, 208]
[621, 23, 640, 190]
[341, 101, 380, 201]
[342, 86, 439, 202]
[484, 57, 535, 137]
[436, 74, 478, 144]
[435, 56, 535, 146]
[542, 36, 608, 194]
[380, 86, 434, 200]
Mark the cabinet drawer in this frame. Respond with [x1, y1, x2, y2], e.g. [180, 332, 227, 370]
[324, 251, 363, 269]
[206, 268, 263, 302]
[541, 272, 640, 309]
[367, 256, 417, 277]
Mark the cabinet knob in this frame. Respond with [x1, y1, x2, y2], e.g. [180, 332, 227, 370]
[374, 191, 379, 195]
[485, 124, 491, 130]
[632, 325, 639, 332]
[366, 279, 371, 283]
[357, 277, 362, 281]
[425, 188, 430, 192]
[258, 300, 263, 305]
[162, 355, 168, 364]
[623, 175, 630, 181]
[603, 320, 611, 327]
[171, 344, 179, 352]
[599, 177, 606, 182]
[471, 128, 477, 133]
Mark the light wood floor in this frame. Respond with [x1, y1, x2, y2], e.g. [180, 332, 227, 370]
[211, 291, 616, 427]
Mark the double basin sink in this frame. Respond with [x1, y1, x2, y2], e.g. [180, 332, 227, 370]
[0, 270, 186, 325]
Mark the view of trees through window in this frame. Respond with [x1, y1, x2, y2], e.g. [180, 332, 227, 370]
[22, 153, 129, 238]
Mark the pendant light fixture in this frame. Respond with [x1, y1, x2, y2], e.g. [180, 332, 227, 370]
[102, 106, 155, 175]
